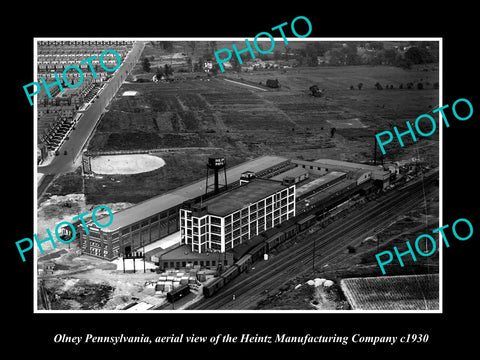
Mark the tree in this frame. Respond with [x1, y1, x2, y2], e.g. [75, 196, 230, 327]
[357, 82, 363, 90]
[266, 79, 280, 88]
[306, 54, 318, 67]
[343, 44, 360, 65]
[155, 66, 164, 79]
[142, 57, 151, 72]
[382, 48, 397, 65]
[208, 41, 217, 53]
[405, 46, 434, 65]
[187, 41, 196, 54]
[230, 54, 241, 72]
[309, 85, 322, 97]
[330, 127, 336, 138]
[328, 48, 345, 66]
[164, 64, 174, 77]
[160, 41, 174, 52]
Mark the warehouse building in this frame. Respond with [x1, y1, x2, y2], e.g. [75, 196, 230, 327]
[180, 178, 296, 254]
[151, 244, 234, 271]
[78, 156, 291, 260]
[292, 159, 390, 188]
[270, 167, 309, 186]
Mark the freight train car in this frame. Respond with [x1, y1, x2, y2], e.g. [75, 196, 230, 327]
[202, 276, 224, 298]
[167, 284, 190, 303]
[203, 213, 318, 298]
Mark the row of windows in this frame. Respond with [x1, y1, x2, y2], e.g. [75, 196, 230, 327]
[225, 194, 294, 225]
[124, 210, 178, 234]
[182, 208, 294, 248]
[121, 216, 176, 236]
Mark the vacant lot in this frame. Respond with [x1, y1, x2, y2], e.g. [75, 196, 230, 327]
[74, 43, 439, 205]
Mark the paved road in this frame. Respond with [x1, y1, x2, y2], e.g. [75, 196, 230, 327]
[38, 41, 145, 176]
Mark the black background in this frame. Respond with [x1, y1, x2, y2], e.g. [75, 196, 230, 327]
[6, 5, 478, 356]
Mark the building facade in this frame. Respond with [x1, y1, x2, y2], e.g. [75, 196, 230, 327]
[180, 179, 296, 254]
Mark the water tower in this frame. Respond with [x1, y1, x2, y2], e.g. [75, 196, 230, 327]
[205, 156, 227, 194]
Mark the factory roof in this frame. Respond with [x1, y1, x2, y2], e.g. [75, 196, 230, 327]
[270, 166, 308, 181]
[292, 158, 389, 180]
[296, 171, 346, 197]
[202, 179, 288, 217]
[153, 244, 222, 261]
[314, 159, 383, 171]
[93, 155, 289, 232]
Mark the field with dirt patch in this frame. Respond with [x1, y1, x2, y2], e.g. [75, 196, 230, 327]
[78, 52, 438, 205]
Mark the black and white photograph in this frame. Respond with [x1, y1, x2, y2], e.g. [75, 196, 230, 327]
[33, 38, 441, 312]
[6, 6, 478, 355]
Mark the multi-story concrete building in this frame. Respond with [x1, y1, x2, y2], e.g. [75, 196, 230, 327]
[179, 178, 296, 254]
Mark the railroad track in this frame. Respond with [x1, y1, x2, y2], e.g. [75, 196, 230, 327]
[189, 170, 438, 310]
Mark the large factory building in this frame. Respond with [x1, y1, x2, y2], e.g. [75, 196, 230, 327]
[78, 156, 291, 260]
[78, 155, 390, 262]
[180, 178, 295, 253]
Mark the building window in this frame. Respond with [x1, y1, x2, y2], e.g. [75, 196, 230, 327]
[211, 216, 221, 225]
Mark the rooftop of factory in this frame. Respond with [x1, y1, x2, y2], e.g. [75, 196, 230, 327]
[269, 166, 308, 182]
[92, 155, 289, 232]
[314, 158, 384, 171]
[296, 171, 346, 197]
[200, 178, 288, 217]
[150, 244, 222, 261]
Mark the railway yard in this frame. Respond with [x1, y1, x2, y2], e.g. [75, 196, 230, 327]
[37, 40, 440, 311]
[189, 169, 438, 310]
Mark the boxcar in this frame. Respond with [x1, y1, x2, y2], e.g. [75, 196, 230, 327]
[248, 242, 266, 262]
[203, 276, 225, 298]
[166, 284, 190, 303]
[221, 265, 240, 284]
[297, 214, 316, 232]
[236, 254, 252, 273]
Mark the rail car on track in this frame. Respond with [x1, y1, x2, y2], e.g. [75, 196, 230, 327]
[202, 178, 375, 298]
[202, 212, 318, 298]
[167, 284, 190, 303]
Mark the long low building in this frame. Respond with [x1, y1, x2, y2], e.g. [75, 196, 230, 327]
[292, 158, 390, 188]
[78, 155, 290, 260]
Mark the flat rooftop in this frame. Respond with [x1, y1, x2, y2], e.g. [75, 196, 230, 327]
[152, 244, 220, 261]
[270, 166, 308, 181]
[314, 158, 382, 172]
[296, 171, 346, 197]
[202, 179, 288, 217]
[95, 155, 289, 232]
